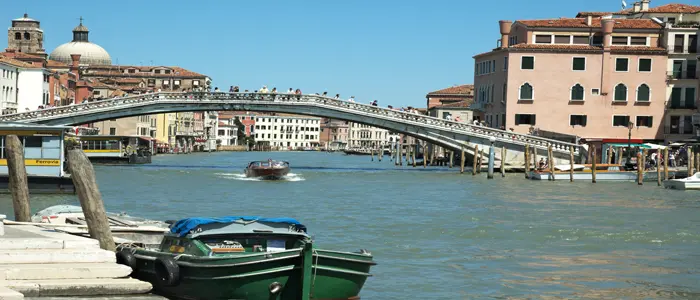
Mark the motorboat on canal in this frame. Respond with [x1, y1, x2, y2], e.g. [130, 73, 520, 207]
[664, 172, 700, 190]
[115, 216, 376, 300]
[245, 160, 290, 180]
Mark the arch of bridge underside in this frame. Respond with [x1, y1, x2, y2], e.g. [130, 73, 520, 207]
[0, 92, 585, 163]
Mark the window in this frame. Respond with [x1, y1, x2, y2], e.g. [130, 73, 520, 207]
[128, 69, 136, 74]
[23, 32, 30, 40]
[688, 60, 697, 79]
[535, 35, 552, 44]
[614, 84, 627, 101]
[14, 32, 21, 40]
[572, 36, 589, 44]
[503, 57, 508, 70]
[515, 114, 536, 125]
[615, 58, 629, 71]
[686, 88, 697, 108]
[164, 70, 171, 74]
[613, 115, 630, 127]
[591, 34, 603, 45]
[636, 84, 650, 102]
[638, 58, 652, 72]
[572, 57, 586, 71]
[554, 35, 570, 44]
[667, 17, 676, 24]
[570, 115, 587, 126]
[671, 87, 682, 108]
[636, 116, 653, 127]
[571, 84, 584, 101]
[521, 56, 534, 70]
[630, 37, 646, 46]
[612, 36, 628, 45]
[519, 83, 533, 100]
[684, 116, 694, 134]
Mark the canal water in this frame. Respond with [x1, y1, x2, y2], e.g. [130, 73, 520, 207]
[3, 151, 700, 299]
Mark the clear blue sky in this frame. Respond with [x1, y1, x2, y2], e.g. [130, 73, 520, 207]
[2, 0, 680, 108]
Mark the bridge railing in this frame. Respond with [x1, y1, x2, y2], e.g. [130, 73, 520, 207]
[0, 91, 580, 153]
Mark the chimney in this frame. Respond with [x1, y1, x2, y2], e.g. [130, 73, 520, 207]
[601, 19, 615, 49]
[633, 2, 641, 12]
[586, 15, 593, 26]
[641, 0, 650, 11]
[70, 54, 81, 81]
[499, 20, 513, 48]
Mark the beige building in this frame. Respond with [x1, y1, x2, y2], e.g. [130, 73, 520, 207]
[474, 16, 668, 142]
[611, 2, 700, 141]
[320, 118, 349, 150]
[347, 123, 399, 149]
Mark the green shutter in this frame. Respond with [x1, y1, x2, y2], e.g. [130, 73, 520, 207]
[685, 88, 696, 108]
[615, 58, 628, 71]
[671, 88, 682, 108]
[637, 84, 650, 101]
[614, 85, 627, 101]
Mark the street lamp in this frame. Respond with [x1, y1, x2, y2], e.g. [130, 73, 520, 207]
[626, 121, 634, 166]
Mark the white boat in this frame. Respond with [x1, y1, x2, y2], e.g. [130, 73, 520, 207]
[529, 164, 678, 182]
[30, 205, 169, 246]
[664, 172, 700, 190]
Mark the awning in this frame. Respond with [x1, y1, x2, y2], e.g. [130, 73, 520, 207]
[643, 143, 667, 150]
[605, 143, 651, 149]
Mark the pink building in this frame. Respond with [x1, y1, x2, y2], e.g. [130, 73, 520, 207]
[473, 17, 668, 142]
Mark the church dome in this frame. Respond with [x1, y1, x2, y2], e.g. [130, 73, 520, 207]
[49, 19, 111, 65]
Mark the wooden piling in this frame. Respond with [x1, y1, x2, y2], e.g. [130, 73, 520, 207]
[524, 144, 530, 178]
[696, 152, 700, 175]
[664, 147, 669, 180]
[472, 145, 478, 176]
[548, 144, 555, 181]
[460, 145, 465, 174]
[370, 148, 374, 161]
[478, 147, 483, 174]
[6, 135, 31, 222]
[378, 146, 382, 162]
[398, 143, 403, 166]
[637, 151, 643, 185]
[587, 144, 592, 164]
[412, 145, 416, 167]
[591, 146, 597, 183]
[606, 146, 613, 164]
[67, 149, 116, 251]
[689, 147, 694, 176]
[569, 146, 574, 182]
[532, 145, 538, 174]
[617, 147, 623, 165]
[449, 151, 454, 168]
[657, 151, 662, 186]
[501, 147, 506, 177]
[423, 143, 427, 168]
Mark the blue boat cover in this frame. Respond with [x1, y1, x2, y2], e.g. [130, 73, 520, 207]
[170, 216, 307, 237]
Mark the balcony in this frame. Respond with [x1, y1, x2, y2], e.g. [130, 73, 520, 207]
[668, 43, 698, 55]
[667, 70, 698, 80]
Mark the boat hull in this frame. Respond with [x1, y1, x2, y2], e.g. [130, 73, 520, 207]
[245, 167, 290, 180]
[127, 248, 373, 300]
[528, 170, 677, 182]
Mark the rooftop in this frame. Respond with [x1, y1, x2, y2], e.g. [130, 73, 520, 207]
[575, 12, 614, 17]
[83, 65, 207, 79]
[616, 3, 700, 14]
[432, 100, 475, 109]
[0, 55, 41, 68]
[516, 18, 662, 29]
[427, 84, 474, 96]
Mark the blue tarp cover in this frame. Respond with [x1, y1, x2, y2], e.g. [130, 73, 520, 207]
[170, 216, 306, 237]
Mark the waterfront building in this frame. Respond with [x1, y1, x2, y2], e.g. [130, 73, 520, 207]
[320, 118, 349, 150]
[426, 84, 475, 110]
[250, 114, 321, 150]
[347, 122, 399, 149]
[473, 15, 668, 143]
[610, 2, 700, 141]
[0, 55, 50, 114]
[216, 117, 238, 146]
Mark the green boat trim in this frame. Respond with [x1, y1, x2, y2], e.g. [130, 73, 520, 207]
[187, 266, 301, 280]
[312, 254, 377, 266]
[311, 265, 373, 277]
[133, 251, 303, 268]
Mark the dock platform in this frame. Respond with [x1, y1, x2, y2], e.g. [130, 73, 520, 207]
[0, 222, 157, 299]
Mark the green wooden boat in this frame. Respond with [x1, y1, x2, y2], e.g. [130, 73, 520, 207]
[115, 216, 375, 300]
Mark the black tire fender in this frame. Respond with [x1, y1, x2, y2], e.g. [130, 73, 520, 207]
[115, 249, 137, 275]
[154, 256, 180, 287]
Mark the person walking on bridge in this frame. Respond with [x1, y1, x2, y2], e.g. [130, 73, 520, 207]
[348, 96, 355, 102]
[334, 94, 340, 99]
[287, 88, 294, 94]
[260, 86, 269, 93]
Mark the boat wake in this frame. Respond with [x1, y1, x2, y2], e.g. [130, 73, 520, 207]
[215, 173, 305, 182]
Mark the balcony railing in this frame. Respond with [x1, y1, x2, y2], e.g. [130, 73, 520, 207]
[668, 43, 698, 54]
[664, 125, 695, 135]
[667, 70, 698, 80]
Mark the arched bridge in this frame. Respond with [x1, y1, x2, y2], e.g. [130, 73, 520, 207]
[0, 92, 584, 166]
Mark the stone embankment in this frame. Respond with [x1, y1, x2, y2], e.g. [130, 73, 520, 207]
[0, 222, 158, 300]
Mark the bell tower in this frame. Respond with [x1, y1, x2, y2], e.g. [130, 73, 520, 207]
[6, 13, 46, 57]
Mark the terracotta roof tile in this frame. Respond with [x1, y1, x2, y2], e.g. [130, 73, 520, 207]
[642, 3, 700, 13]
[516, 18, 662, 29]
[511, 44, 601, 50]
[46, 59, 69, 68]
[575, 12, 614, 17]
[427, 84, 474, 96]
[83, 65, 207, 79]
[0, 55, 41, 68]
[508, 43, 666, 54]
[434, 100, 475, 108]
[0, 51, 43, 59]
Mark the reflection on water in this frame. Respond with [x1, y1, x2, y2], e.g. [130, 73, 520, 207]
[215, 172, 305, 182]
[0, 151, 699, 299]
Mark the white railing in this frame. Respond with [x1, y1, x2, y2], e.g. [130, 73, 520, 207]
[0, 92, 580, 153]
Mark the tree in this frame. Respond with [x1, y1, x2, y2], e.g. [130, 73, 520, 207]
[233, 117, 246, 146]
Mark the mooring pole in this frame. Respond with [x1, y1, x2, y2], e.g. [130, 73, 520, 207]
[487, 138, 495, 179]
